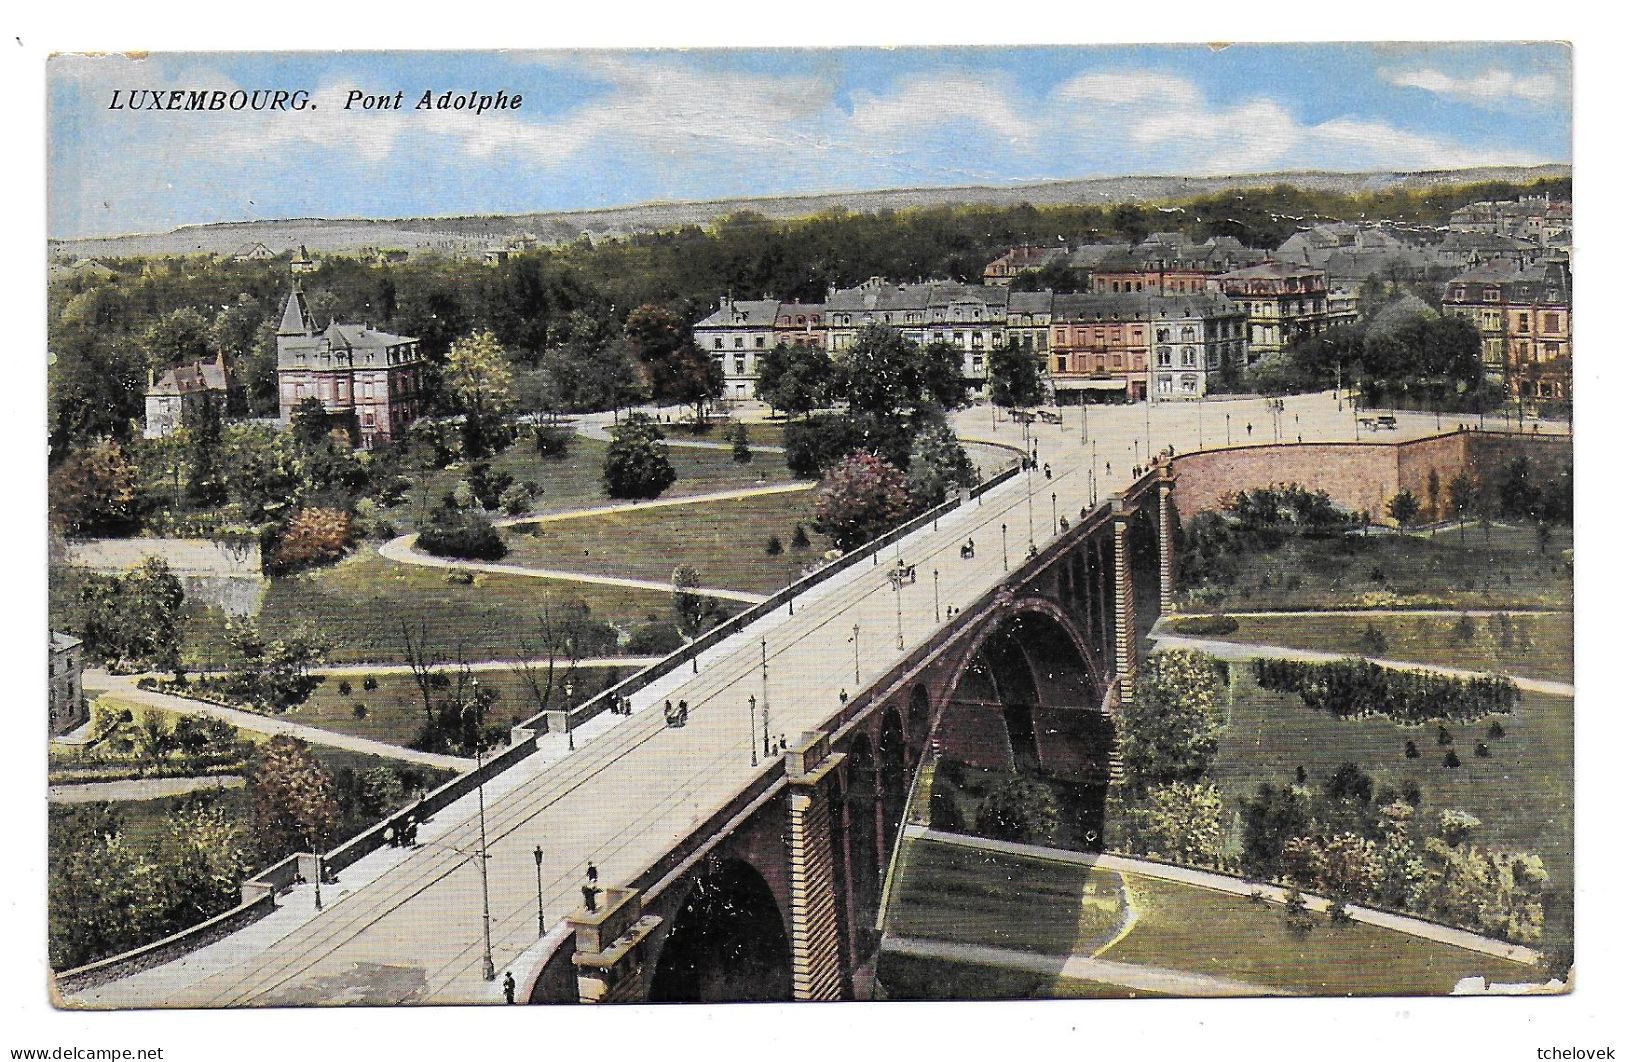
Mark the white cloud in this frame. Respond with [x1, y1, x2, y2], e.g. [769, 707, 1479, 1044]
[1380, 66, 1564, 106]
[847, 72, 1034, 145]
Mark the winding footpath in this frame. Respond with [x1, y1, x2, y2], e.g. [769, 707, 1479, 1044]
[49, 775, 246, 804]
[85, 671, 476, 772]
[1149, 624, 1575, 698]
[378, 482, 818, 605]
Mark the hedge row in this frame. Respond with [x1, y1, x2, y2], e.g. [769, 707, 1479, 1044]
[1252, 657, 1518, 724]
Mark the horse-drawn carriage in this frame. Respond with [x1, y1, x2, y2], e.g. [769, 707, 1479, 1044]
[888, 561, 918, 589]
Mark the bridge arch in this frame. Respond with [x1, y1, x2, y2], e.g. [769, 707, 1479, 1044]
[646, 856, 793, 1003]
[841, 732, 881, 955]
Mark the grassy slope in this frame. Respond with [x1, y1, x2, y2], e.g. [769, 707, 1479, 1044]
[1213, 612, 1572, 683]
[1208, 670, 1573, 946]
[1102, 874, 1537, 996]
[1181, 527, 1573, 613]
[504, 492, 828, 595]
[288, 667, 633, 747]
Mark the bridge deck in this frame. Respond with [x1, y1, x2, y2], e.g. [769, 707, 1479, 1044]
[65, 395, 1563, 1007]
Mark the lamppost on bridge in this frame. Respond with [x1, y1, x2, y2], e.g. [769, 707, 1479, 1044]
[1025, 463, 1036, 551]
[893, 577, 904, 651]
[462, 679, 496, 983]
[1226, 412, 1232, 446]
[850, 624, 860, 686]
[1051, 491, 1058, 535]
[933, 568, 941, 623]
[760, 638, 771, 760]
[1001, 523, 1008, 570]
[533, 845, 546, 938]
[564, 679, 575, 751]
[1080, 401, 1088, 445]
[748, 694, 758, 766]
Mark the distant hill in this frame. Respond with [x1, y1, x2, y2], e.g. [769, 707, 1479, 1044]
[50, 164, 1571, 261]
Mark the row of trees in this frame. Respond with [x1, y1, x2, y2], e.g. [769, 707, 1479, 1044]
[1251, 657, 1520, 724]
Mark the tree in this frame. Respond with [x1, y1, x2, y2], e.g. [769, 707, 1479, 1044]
[840, 327, 968, 419]
[1281, 831, 1382, 902]
[1123, 782, 1230, 869]
[812, 451, 912, 550]
[140, 307, 212, 372]
[1120, 649, 1227, 789]
[755, 343, 832, 418]
[269, 507, 353, 573]
[905, 421, 977, 508]
[77, 556, 185, 675]
[988, 344, 1046, 410]
[184, 393, 229, 507]
[157, 798, 254, 928]
[248, 735, 341, 862]
[511, 594, 605, 716]
[627, 304, 721, 415]
[400, 619, 446, 734]
[49, 437, 140, 535]
[48, 814, 165, 969]
[603, 412, 676, 499]
[730, 422, 752, 464]
[219, 619, 327, 711]
[974, 773, 1060, 845]
[445, 330, 516, 458]
[1387, 490, 1421, 528]
[672, 564, 723, 637]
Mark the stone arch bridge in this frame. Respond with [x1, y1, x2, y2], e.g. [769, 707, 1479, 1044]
[526, 463, 1176, 1004]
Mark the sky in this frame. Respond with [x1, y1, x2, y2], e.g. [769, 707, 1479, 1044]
[47, 43, 1571, 239]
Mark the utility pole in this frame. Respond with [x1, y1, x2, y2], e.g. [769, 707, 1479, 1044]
[933, 568, 941, 623]
[748, 695, 758, 766]
[1001, 523, 1008, 570]
[760, 638, 770, 760]
[465, 681, 496, 982]
[894, 579, 904, 650]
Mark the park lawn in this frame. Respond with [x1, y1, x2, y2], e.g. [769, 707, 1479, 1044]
[288, 667, 633, 747]
[1210, 612, 1572, 684]
[1101, 874, 1539, 996]
[384, 433, 796, 532]
[875, 952, 1172, 1001]
[1207, 671, 1573, 951]
[885, 835, 1125, 956]
[663, 421, 787, 451]
[184, 550, 702, 667]
[503, 491, 828, 595]
[1180, 527, 1573, 613]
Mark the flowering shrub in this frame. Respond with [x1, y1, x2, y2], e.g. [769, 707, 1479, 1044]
[812, 451, 911, 550]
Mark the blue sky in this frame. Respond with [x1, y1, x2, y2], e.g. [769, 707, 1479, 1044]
[48, 43, 1571, 239]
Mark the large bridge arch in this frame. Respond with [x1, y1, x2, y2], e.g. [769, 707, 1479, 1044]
[645, 856, 793, 1003]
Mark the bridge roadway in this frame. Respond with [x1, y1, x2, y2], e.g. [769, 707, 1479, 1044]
[67, 393, 1541, 1008]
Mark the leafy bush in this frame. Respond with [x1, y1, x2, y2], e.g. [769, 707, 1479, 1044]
[499, 482, 536, 516]
[362, 675, 378, 692]
[812, 451, 912, 551]
[1252, 658, 1518, 724]
[603, 413, 676, 499]
[1120, 649, 1227, 790]
[418, 509, 508, 561]
[533, 424, 572, 458]
[973, 773, 1059, 845]
[765, 534, 783, 556]
[627, 620, 685, 656]
[1168, 614, 1239, 636]
[790, 523, 811, 550]
[338, 680, 352, 697]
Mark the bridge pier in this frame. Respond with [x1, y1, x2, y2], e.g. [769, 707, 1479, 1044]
[785, 732, 847, 1001]
[1157, 468, 1177, 618]
[1110, 499, 1137, 704]
[567, 888, 663, 1003]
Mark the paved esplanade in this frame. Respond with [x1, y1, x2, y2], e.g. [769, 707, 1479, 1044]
[70, 394, 1548, 1007]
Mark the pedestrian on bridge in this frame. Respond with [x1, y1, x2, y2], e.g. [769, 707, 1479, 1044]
[587, 861, 598, 885]
[503, 972, 516, 1004]
[1043, 463, 1052, 479]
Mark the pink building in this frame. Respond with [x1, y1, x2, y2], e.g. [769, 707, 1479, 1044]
[275, 286, 424, 448]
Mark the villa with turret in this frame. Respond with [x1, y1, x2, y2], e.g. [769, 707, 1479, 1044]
[274, 285, 425, 448]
